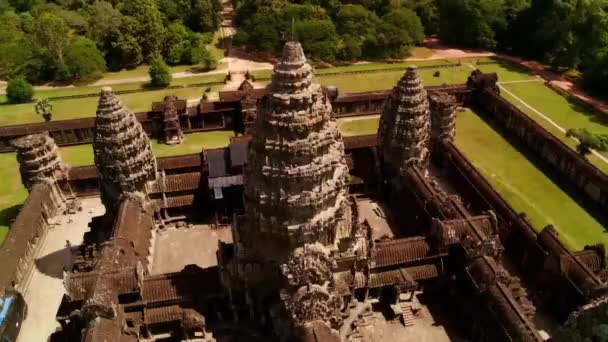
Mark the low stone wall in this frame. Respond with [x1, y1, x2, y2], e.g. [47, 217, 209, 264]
[471, 88, 608, 211]
[0, 182, 63, 295]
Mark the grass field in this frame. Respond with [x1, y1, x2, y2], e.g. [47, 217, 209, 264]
[337, 117, 379, 136]
[0, 84, 224, 126]
[455, 110, 606, 251]
[499, 82, 608, 174]
[0, 130, 234, 245]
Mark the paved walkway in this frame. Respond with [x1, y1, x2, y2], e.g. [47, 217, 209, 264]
[18, 198, 104, 342]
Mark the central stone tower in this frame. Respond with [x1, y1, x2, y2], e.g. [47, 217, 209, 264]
[227, 41, 353, 339]
[238, 41, 352, 272]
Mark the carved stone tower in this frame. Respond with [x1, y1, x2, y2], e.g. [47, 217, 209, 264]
[93, 87, 157, 212]
[378, 66, 431, 173]
[12, 132, 66, 190]
[229, 42, 352, 338]
[162, 95, 184, 145]
[429, 92, 457, 146]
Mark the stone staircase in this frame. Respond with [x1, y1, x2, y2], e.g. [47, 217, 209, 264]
[400, 303, 416, 327]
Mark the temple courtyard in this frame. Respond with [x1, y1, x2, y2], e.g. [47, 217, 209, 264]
[17, 197, 104, 342]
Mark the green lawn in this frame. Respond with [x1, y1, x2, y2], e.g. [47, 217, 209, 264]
[0, 130, 234, 246]
[316, 66, 473, 93]
[499, 82, 608, 174]
[337, 117, 379, 136]
[455, 109, 606, 251]
[0, 85, 223, 126]
[100, 64, 193, 82]
[151, 131, 234, 157]
[0, 152, 28, 243]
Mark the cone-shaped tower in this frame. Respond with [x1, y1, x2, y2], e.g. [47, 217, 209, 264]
[12, 132, 66, 190]
[228, 40, 352, 339]
[378, 66, 431, 172]
[93, 87, 156, 212]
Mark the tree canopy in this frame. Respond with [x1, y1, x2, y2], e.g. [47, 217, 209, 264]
[0, 0, 222, 84]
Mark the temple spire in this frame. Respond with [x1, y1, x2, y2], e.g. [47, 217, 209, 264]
[93, 87, 157, 212]
[378, 66, 431, 173]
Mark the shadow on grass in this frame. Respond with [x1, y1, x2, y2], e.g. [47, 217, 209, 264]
[0, 204, 22, 229]
[471, 106, 608, 233]
[563, 95, 608, 128]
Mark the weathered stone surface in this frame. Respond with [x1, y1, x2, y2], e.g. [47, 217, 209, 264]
[93, 87, 156, 211]
[378, 66, 431, 171]
[162, 95, 184, 145]
[237, 41, 352, 266]
[429, 92, 457, 144]
[12, 132, 66, 190]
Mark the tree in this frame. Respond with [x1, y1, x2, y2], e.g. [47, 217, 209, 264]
[162, 22, 191, 65]
[188, 0, 220, 33]
[86, 1, 123, 53]
[64, 37, 106, 81]
[34, 13, 71, 65]
[403, 0, 440, 35]
[376, 8, 424, 58]
[35, 98, 53, 122]
[149, 54, 171, 87]
[6, 76, 33, 103]
[196, 45, 218, 70]
[335, 4, 381, 58]
[118, 0, 165, 58]
[111, 33, 143, 70]
[0, 11, 36, 78]
[294, 19, 339, 62]
[566, 128, 608, 155]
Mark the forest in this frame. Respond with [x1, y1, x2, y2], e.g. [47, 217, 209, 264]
[234, 0, 608, 97]
[2, 0, 608, 98]
[0, 0, 221, 84]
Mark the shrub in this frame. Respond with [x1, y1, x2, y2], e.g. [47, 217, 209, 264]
[148, 54, 171, 88]
[6, 76, 33, 103]
[64, 37, 106, 81]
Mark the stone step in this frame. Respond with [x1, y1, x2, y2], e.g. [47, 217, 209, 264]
[401, 304, 416, 327]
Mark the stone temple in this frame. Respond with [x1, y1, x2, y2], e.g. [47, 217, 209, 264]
[2, 41, 608, 342]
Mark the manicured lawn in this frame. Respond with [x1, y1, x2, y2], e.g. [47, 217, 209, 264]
[151, 131, 234, 157]
[409, 47, 434, 59]
[100, 64, 193, 82]
[337, 117, 379, 136]
[0, 152, 28, 243]
[475, 61, 536, 82]
[455, 109, 607, 251]
[499, 82, 608, 174]
[317, 66, 473, 93]
[0, 85, 223, 126]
